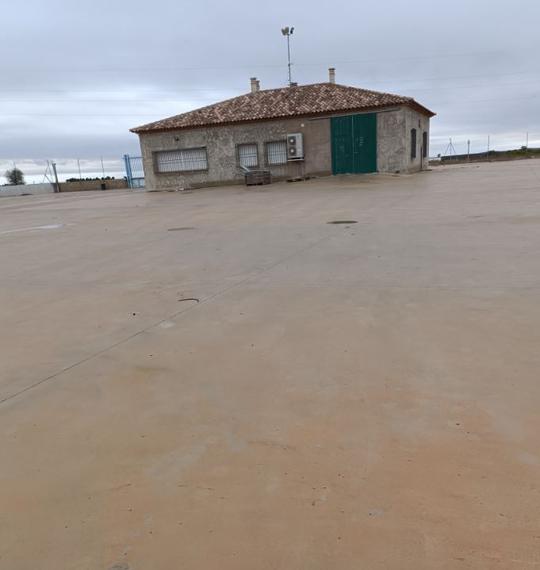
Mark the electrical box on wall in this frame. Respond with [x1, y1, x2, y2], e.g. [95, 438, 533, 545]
[287, 133, 304, 161]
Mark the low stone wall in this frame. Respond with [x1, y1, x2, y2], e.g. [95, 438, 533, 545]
[59, 179, 128, 192]
[0, 183, 54, 197]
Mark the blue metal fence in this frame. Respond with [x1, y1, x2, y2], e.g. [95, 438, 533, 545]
[123, 154, 145, 188]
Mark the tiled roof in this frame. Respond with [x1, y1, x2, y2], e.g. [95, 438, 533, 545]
[131, 82, 435, 134]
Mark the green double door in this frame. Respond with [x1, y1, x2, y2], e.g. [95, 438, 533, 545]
[331, 113, 377, 175]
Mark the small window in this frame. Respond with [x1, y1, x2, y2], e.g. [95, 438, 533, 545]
[266, 140, 287, 165]
[422, 131, 428, 158]
[155, 148, 208, 173]
[411, 129, 417, 160]
[237, 143, 259, 168]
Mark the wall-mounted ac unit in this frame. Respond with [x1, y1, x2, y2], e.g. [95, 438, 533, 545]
[287, 133, 304, 161]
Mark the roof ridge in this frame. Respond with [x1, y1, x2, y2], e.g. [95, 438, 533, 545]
[242, 81, 412, 99]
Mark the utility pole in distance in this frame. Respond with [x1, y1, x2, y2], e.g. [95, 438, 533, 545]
[467, 139, 471, 162]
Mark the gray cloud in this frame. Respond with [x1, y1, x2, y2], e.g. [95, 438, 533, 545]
[1, 0, 539, 169]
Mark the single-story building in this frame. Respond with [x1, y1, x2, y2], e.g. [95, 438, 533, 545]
[131, 69, 435, 190]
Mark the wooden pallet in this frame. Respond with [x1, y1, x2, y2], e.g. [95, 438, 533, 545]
[244, 170, 272, 186]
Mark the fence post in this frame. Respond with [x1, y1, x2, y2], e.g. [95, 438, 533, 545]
[52, 162, 61, 193]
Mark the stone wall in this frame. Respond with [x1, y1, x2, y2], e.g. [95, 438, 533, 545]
[377, 108, 407, 173]
[378, 107, 431, 174]
[59, 179, 128, 192]
[138, 106, 431, 190]
[404, 107, 431, 173]
[0, 183, 54, 197]
[139, 116, 332, 191]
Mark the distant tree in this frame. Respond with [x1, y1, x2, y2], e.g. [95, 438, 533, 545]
[5, 167, 25, 185]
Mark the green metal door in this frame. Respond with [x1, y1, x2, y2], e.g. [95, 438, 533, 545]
[352, 114, 377, 173]
[331, 113, 377, 174]
[331, 114, 354, 174]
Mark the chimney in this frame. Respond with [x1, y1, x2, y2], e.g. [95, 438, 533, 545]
[329, 67, 336, 84]
[250, 77, 260, 93]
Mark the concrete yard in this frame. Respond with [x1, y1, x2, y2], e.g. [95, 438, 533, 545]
[1, 160, 540, 569]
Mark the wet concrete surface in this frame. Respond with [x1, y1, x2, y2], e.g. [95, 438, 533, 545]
[1, 161, 540, 569]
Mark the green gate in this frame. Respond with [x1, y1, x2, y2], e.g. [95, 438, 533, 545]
[331, 113, 377, 174]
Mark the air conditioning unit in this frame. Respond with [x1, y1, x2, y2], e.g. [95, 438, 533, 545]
[287, 133, 304, 161]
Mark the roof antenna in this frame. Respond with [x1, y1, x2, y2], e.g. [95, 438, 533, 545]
[281, 26, 295, 87]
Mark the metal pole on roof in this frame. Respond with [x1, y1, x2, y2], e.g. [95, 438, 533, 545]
[287, 33, 292, 86]
[281, 26, 295, 86]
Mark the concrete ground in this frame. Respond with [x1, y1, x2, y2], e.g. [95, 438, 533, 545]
[1, 160, 540, 569]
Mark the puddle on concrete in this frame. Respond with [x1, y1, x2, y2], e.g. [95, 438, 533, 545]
[168, 227, 195, 232]
[327, 220, 358, 225]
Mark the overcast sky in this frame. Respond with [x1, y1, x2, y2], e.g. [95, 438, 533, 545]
[1, 0, 539, 179]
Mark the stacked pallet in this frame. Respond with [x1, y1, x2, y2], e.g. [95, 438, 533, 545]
[244, 170, 272, 186]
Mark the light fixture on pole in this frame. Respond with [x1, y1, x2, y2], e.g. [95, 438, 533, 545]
[281, 26, 295, 86]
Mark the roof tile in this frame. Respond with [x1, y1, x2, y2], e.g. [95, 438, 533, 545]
[131, 82, 435, 133]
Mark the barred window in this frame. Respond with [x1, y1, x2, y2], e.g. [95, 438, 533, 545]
[237, 143, 259, 168]
[422, 131, 428, 158]
[411, 129, 417, 160]
[266, 140, 287, 165]
[155, 148, 208, 173]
